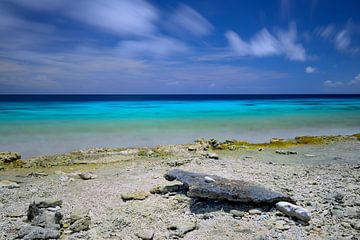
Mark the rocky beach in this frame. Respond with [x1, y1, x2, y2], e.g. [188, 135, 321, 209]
[0, 134, 359, 239]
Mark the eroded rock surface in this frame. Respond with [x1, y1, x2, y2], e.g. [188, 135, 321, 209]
[164, 169, 292, 204]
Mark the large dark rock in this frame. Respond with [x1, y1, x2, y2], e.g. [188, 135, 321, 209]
[164, 169, 292, 204]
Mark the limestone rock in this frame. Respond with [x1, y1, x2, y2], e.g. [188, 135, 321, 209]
[164, 169, 292, 204]
[18, 225, 60, 240]
[0, 179, 19, 189]
[276, 201, 311, 222]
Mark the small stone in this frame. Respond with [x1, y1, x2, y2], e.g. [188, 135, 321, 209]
[78, 172, 97, 180]
[70, 216, 91, 232]
[205, 152, 219, 159]
[188, 146, 197, 152]
[121, 192, 150, 201]
[249, 209, 262, 215]
[230, 210, 245, 218]
[304, 154, 316, 157]
[135, 229, 154, 240]
[150, 184, 182, 194]
[204, 176, 215, 183]
[276, 201, 311, 222]
[0, 180, 19, 189]
[334, 192, 344, 203]
[341, 221, 352, 228]
[350, 220, 360, 230]
[258, 148, 263, 151]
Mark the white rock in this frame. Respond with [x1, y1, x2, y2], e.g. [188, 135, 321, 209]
[276, 201, 311, 222]
[204, 176, 215, 183]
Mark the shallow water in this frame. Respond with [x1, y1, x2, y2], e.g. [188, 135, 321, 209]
[1, 95, 360, 158]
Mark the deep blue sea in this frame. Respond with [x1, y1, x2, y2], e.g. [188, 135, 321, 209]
[1, 95, 360, 158]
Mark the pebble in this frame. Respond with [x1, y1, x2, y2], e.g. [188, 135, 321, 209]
[249, 209, 262, 215]
[135, 229, 154, 240]
[78, 172, 97, 180]
[230, 210, 245, 218]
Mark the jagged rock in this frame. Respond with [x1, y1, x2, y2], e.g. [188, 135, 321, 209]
[78, 172, 97, 180]
[121, 192, 149, 201]
[0, 151, 21, 163]
[18, 225, 60, 240]
[164, 169, 291, 204]
[0, 180, 19, 189]
[276, 201, 311, 222]
[21, 200, 63, 239]
[70, 216, 91, 232]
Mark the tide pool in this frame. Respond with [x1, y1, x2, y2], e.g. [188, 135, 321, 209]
[1, 95, 360, 158]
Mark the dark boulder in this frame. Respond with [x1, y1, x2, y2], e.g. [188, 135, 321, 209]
[164, 169, 292, 204]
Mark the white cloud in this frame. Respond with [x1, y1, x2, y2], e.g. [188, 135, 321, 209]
[348, 73, 360, 85]
[225, 23, 306, 61]
[9, 0, 158, 37]
[170, 4, 213, 36]
[324, 73, 360, 88]
[305, 66, 316, 73]
[323, 80, 344, 88]
[67, 0, 158, 37]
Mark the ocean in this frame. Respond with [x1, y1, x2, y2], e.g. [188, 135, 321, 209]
[1, 94, 360, 158]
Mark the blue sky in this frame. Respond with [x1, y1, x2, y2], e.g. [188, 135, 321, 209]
[0, 0, 359, 94]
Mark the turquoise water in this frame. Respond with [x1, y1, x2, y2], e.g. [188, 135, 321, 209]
[1, 96, 360, 158]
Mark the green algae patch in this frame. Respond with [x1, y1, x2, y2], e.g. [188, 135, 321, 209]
[215, 134, 357, 151]
[352, 133, 360, 140]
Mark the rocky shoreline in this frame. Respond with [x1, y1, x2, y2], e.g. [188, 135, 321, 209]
[0, 134, 359, 239]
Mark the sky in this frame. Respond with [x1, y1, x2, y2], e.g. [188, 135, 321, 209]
[0, 0, 359, 94]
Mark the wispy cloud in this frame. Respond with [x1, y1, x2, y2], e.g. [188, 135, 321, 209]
[315, 21, 359, 54]
[305, 66, 316, 73]
[169, 4, 213, 37]
[225, 23, 306, 61]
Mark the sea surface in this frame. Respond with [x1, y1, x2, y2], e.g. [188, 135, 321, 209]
[1, 94, 360, 158]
